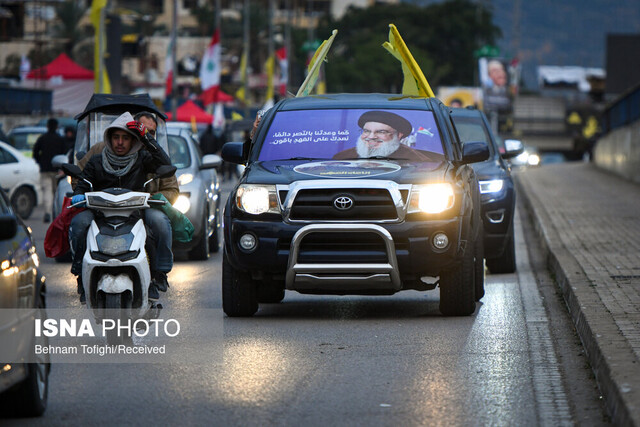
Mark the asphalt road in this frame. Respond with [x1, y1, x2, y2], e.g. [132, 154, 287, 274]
[3, 196, 609, 426]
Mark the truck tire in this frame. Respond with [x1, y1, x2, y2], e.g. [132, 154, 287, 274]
[486, 227, 516, 274]
[222, 253, 258, 317]
[439, 241, 476, 316]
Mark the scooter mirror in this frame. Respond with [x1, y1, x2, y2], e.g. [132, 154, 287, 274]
[62, 163, 83, 178]
[156, 165, 177, 179]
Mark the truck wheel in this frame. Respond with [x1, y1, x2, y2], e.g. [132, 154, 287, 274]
[439, 241, 476, 316]
[11, 186, 36, 219]
[486, 227, 516, 274]
[474, 225, 485, 301]
[257, 285, 285, 303]
[222, 253, 258, 317]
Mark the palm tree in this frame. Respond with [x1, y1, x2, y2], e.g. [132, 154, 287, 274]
[53, 0, 89, 56]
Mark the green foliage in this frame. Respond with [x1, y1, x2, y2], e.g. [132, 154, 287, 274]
[315, 0, 501, 92]
[53, 0, 90, 56]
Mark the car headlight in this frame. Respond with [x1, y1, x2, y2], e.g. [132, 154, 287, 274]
[479, 179, 504, 194]
[408, 183, 455, 214]
[178, 173, 193, 186]
[527, 153, 540, 166]
[236, 184, 280, 215]
[173, 194, 191, 214]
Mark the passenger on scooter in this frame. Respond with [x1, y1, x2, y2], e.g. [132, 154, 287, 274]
[72, 112, 177, 303]
[69, 111, 173, 303]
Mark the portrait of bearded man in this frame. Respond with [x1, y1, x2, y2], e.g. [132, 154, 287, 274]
[333, 111, 442, 162]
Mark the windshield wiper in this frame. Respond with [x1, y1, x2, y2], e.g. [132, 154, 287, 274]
[282, 157, 317, 161]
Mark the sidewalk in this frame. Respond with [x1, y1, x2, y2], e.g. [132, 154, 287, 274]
[515, 162, 640, 426]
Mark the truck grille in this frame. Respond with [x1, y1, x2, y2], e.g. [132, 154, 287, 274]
[296, 232, 388, 264]
[289, 188, 398, 221]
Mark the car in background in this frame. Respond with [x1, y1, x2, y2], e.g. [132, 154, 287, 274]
[0, 141, 41, 219]
[451, 107, 523, 275]
[167, 123, 222, 260]
[509, 145, 541, 168]
[7, 125, 64, 158]
[0, 188, 49, 417]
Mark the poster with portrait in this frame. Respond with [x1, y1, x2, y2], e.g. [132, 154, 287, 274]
[478, 57, 512, 112]
[257, 109, 445, 163]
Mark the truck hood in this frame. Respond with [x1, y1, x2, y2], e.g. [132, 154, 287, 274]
[243, 159, 452, 185]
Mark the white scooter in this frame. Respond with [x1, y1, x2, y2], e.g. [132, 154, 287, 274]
[63, 164, 176, 345]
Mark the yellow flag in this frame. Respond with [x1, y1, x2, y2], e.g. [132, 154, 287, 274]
[90, 0, 111, 94]
[231, 111, 244, 121]
[235, 51, 247, 102]
[296, 29, 338, 97]
[382, 24, 434, 97]
[265, 55, 275, 103]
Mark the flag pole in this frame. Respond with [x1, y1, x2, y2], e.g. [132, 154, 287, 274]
[243, 0, 250, 118]
[170, 0, 178, 121]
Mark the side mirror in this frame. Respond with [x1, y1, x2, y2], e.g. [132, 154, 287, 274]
[221, 142, 245, 165]
[461, 141, 490, 164]
[51, 154, 68, 169]
[61, 163, 82, 178]
[0, 214, 18, 240]
[502, 139, 525, 159]
[156, 165, 177, 179]
[201, 154, 222, 170]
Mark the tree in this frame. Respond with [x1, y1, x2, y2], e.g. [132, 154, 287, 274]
[53, 0, 89, 56]
[314, 0, 501, 93]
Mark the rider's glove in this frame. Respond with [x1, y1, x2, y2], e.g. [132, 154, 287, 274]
[126, 120, 147, 138]
[71, 194, 86, 207]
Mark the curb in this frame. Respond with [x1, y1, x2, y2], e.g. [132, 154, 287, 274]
[515, 172, 640, 426]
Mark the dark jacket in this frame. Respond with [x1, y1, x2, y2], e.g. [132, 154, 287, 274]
[73, 139, 171, 196]
[32, 130, 66, 172]
[333, 143, 445, 162]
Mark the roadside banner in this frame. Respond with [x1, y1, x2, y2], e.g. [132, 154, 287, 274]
[383, 24, 434, 98]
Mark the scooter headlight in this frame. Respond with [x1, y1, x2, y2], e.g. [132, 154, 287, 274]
[96, 234, 134, 256]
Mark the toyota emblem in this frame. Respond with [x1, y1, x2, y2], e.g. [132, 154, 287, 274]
[334, 196, 354, 211]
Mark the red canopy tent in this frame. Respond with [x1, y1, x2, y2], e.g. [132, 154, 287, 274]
[24, 53, 94, 115]
[165, 100, 213, 123]
[26, 53, 94, 80]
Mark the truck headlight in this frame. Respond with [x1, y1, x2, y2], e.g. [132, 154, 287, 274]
[479, 179, 504, 194]
[408, 183, 455, 214]
[236, 184, 280, 215]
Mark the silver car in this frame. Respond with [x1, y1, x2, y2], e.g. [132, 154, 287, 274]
[166, 123, 222, 260]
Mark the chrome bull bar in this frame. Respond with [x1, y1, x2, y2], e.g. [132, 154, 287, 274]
[285, 224, 402, 291]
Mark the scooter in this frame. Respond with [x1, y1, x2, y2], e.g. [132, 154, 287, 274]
[62, 164, 176, 345]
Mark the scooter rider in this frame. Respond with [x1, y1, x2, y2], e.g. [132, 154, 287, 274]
[69, 111, 172, 303]
[73, 111, 177, 302]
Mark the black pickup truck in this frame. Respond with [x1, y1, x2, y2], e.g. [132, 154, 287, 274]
[221, 94, 489, 317]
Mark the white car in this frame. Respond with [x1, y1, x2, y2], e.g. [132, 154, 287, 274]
[0, 140, 41, 219]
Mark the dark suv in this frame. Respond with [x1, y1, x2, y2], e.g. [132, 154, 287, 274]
[222, 94, 489, 317]
[450, 107, 523, 274]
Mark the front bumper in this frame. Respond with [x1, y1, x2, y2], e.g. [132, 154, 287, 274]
[225, 214, 469, 291]
[480, 185, 515, 258]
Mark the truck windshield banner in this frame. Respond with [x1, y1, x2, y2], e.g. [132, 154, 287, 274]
[258, 109, 444, 162]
